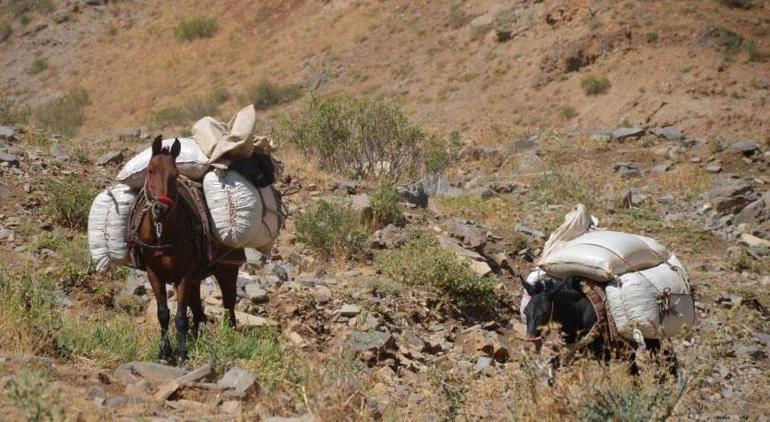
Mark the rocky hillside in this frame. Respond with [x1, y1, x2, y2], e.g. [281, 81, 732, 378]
[1, 0, 769, 420]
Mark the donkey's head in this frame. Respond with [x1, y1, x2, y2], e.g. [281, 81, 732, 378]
[146, 135, 181, 221]
[521, 276, 587, 342]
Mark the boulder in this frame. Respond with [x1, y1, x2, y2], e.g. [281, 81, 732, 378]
[97, 150, 124, 166]
[370, 224, 406, 249]
[217, 367, 259, 396]
[445, 219, 487, 249]
[729, 140, 759, 156]
[709, 176, 758, 214]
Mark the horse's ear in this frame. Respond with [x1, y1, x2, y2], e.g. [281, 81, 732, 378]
[151, 135, 163, 156]
[170, 138, 181, 159]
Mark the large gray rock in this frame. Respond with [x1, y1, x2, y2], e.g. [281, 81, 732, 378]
[396, 182, 428, 208]
[370, 224, 406, 249]
[351, 330, 395, 353]
[651, 127, 684, 141]
[729, 140, 759, 156]
[0, 126, 17, 140]
[708, 176, 758, 214]
[244, 283, 268, 303]
[97, 150, 124, 166]
[445, 219, 487, 249]
[217, 367, 259, 396]
[0, 152, 19, 165]
[349, 194, 373, 225]
[612, 127, 645, 140]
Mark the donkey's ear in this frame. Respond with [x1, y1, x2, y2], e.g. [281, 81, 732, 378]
[521, 278, 542, 296]
[170, 138, 181, 159]
[151, 135, 163, 156]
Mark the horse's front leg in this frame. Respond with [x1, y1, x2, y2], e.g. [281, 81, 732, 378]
[175, 279, 191, 364]
[190, 279, 205, 340]
[147, 269, 172, 362]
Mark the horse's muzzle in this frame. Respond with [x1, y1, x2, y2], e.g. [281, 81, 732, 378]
[151, 202, 171, 221]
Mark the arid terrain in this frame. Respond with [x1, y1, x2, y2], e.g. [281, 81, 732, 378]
[1, 0, 769, 420]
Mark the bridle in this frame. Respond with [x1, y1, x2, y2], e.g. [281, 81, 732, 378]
[144, 170, 179, 239]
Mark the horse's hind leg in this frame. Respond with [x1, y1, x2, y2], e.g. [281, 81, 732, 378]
[147, 269, 172, 362]
[190, 279, 205, 339]
[213, 265, 239, 327]
[175, 279, 191, 364]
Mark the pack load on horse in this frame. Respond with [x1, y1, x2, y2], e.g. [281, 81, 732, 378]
[519, 204, 695, 370]
[86, 105, 285, 362]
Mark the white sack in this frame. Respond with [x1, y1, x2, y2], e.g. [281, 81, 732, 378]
[203, 170, 281, 249]
[116, 138, 209, 188]
[606, 255, 695, 339]
[88, 184, 137, 272]
[541, 204, 596, 260]
[538, 231, 669, 282]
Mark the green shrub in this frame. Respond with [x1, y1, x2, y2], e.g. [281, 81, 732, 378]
[175, 16, 218, 41]
[0, 271, 62, 355]
[371, 184, 402, 228]
[32, 88, 90, 136]
[581, 75, 611, 96]
[560, 106, 577, 120]
[152, 105, 187, 127]
[729, 250, 762, 273]
[445, 3, 472, 29]
[708, 26, 744, 53]
[529, 171, 596, 209]
[58, 313, 142, 365]
[241, 80, 303, 110]
[7, 0, 54, 19]
[5, 369, 63, 421]
[275, 95, 453, 181]
[579, 379, 685, 421]
[295, 200, 368, 259]
[0, 97, 29, 125]
[27, 57, 47, 75]
[0, 20, 11, 41]
[44, 176, 97, 231]
[745, 40, 769, 62]
[377, 229, 497, 311]
[189, 320, 289, 383]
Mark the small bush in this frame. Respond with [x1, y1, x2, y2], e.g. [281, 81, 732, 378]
[189, 321, 290, 384]
[745, 40, 769, 62]
[295, 200, 368, 259]
[275, 95, 453, 181]
[152, 105, 187, 127]
[5, 369, 63, 421]
[0, 271, 62, 355]
[377, 229, 497, 311]
[729, 250, 762, 273]
[151, 89, 229, 127]
[32, 88, 90, 136]
[560, 106, 577, 120]
[241, 80, 303, 111]
[529, 172, 596, 209]
[175, 16, 218, 41]
[445, 3, 472, 29]
[27, 57, 47, 75]
[371, 184, 402, 228]
[44, 176, 97, 231]
[581, 75, 611, 96]
[7, 0, 54, 19]
[718, 0, 753, 9]
[58, 313, 142, 365]
[0, 20, 11, 41]
[708, 26, 744, 53]
[0, 97, 29, 125]
[579, 379, 685, 421]
[645, 31, 659, 43]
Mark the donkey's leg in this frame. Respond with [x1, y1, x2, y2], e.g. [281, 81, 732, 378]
[214, 265, 239, 327]
[175, 280, 191, 364]
[190, 279, 205, 339]
[147, 269, 172, 362]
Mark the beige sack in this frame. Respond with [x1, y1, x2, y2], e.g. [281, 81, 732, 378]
[193, 104, 258, 165]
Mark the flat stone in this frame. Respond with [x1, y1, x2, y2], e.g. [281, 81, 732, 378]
[107, 396, 144, 408]
[221, 400, 242, 414]
[515, 224, 545, 239]
[705, 164, 722, 173]
[49, 143, 69, 160]
[349, 194, 373, 225]
[476, 356, 493, 370]
[96, 150, 124, 166]
[735, 199, 765, 225]
[445, 219, 487, 249]
[652, 162, 672, 174]
[729, 140, 759, 156]
[244, 283, 268, 303]
[741, 233, 770, 249]
[708, 176, 757, 214]
[351, 330, 395, 353]
[469, 260, 493, 277]
[265, 415, 315, 422]
[340, 304, 361, 317]
[115, 361, 187, 384]
[217, 367, 259, 396]
[612, 127, 645, 140]
[651, 127, 683, 141]
[0, 152, 19, 165]
[0, 126, 17, 140]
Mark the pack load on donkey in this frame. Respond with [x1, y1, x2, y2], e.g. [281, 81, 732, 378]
[522, 204, 695, 344]
[87, 104, 285, 271]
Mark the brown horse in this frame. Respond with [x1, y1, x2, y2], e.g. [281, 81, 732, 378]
[138, 136, 241, 363]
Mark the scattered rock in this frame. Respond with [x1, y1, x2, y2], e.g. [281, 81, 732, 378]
[612, 127, 645, 140]
[221, 400, 242, 414]
[740, 233, 770, 249]
[0, 126, 17, 141]
[217, 367, 259, 396]
[705, 164, 722, 173]
[97, 150, 124, 166]
[244, 283, 268, 303]
[0, 152, 19, 166]
[397, 182, 428, 208]
[475, 356, 493, 370]
[613, 162, 641, 178]
[709, 176, 757, 214]
[445, 219, 487, 249]
[652, 162, 672, 174]
[515, 224, 545, 239]
[729, 141, 759, 156]
[469, 260, 493, 277]
[351, 330, 395, 354]
[107, 396, 144, 408]
[513, 135, 539, 152]
[340, 304, 361, 317]
[371, 224, 407, 249]
[651, 126, 684, 141]
[350, 194, 373, 226]
[50, 143, 69, 160]
[735, 344, 767, 360]
[115, 361, 187, 385]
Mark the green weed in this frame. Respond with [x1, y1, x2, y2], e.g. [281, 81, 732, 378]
[5, 369, 64, 422]
[371, 184, 402, 228]
[44, 176, 96, 231]
[295, 200, 368, 259]
[175, 16, 218, 41]
[32, 88, 90, 136]
[240, 80, 303, 111]
[581, 75, 611, 96]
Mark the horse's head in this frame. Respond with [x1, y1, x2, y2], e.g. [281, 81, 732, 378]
[522, 276, 584, 343]
[146, 135, 181, 221]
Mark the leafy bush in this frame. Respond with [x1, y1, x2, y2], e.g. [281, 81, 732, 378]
[377, 229, 497, 311]
[27, 57, 47, 75]
[275, 95, 453, 181]
[581, 75, 611, 96]
[0, 271, 62, 355]
[58, 313, 142, 365]
[5, 369, 63, 421]
[529, 171, 596, 209]
[371, 184, 402, 228]
[579, 379, 685, 421]
[32, 88, 90, 136]
[240, 80, 303, 110]
[34, 232, 91, 291]
[175, 16, 218, 41]
[560, 106, 577, 120]
[295, 200, 367, 259]
[44, 176, 97, 231]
